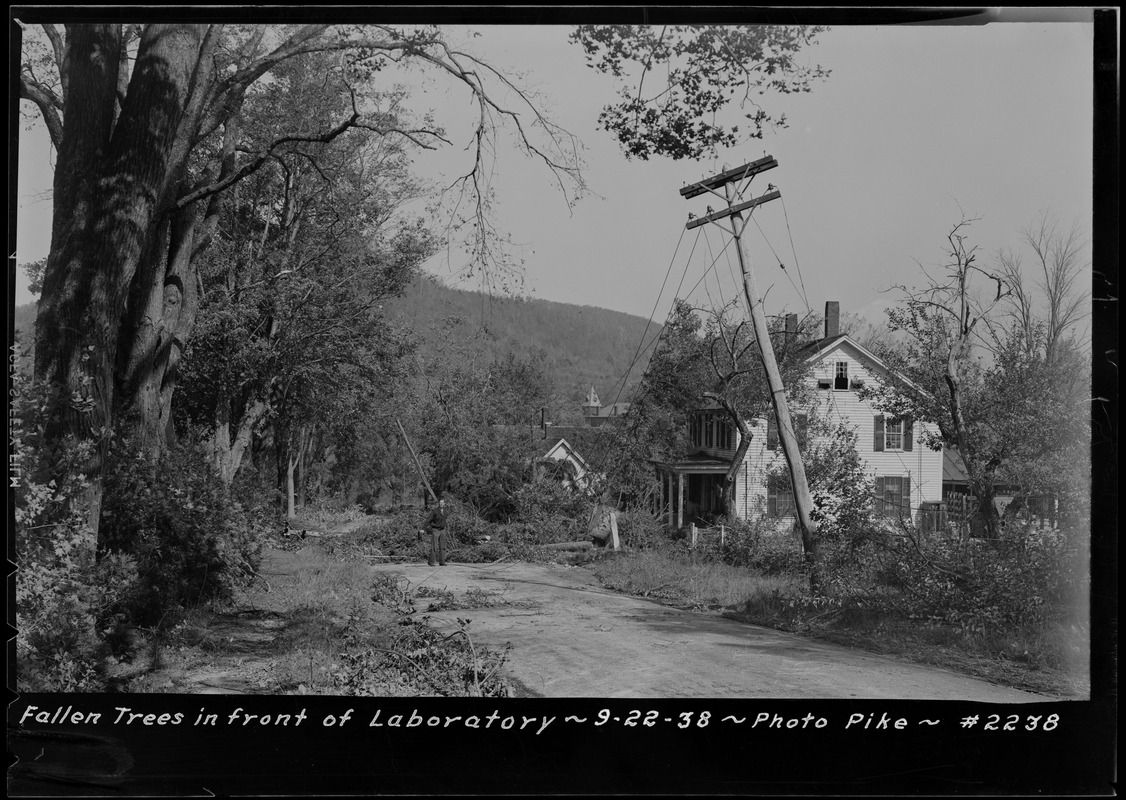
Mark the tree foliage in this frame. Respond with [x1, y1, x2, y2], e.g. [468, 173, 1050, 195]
[570, 24, 829, 160]
[863, 216, 1090, 536]
[17, 21, 585, 544]
[407, 321, 556, 521]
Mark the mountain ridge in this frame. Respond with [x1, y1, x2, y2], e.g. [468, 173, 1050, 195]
[11, 276, 660, 416]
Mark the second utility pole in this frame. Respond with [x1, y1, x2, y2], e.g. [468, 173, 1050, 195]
[681, 157, 821, 585]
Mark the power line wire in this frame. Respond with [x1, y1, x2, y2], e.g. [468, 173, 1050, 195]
[601, 227, 700, 412]
[748, 210, 810, 314]
[780, 194, 812, 315]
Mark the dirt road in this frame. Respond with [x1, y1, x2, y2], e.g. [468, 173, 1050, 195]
[376, 560, 1045, 701]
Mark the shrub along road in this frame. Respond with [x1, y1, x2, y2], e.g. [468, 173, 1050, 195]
[378, 559, 1045, 701]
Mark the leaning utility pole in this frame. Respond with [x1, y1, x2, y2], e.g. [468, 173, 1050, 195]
[396, 418, 439, 505]
[681, 157, 820, 579]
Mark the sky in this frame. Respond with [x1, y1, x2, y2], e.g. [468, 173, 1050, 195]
[13, 13, 1096, 335]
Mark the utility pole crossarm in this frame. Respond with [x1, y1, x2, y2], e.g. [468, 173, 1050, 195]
[679, 156, 778, 199]
[686, 190, 781, 230]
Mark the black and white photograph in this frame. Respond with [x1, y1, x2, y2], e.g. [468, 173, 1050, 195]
[8, 7, 1116, 795]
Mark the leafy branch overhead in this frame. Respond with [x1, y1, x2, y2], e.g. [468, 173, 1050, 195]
[571, 25, 830, 160]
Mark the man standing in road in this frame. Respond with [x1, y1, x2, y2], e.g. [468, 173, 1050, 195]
[425, 498, 450, 567]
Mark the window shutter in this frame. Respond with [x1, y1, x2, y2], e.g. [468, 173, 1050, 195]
[767, 488, 777, 517]
[767, 418, 778, 450]
[796, 414, 808, 449]
[873, 415, 885, 451]
[902, 475, 911, 518]
[903, 420, 913, 452]
[875, 476, 886, 516]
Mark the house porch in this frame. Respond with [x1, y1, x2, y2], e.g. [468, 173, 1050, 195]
[652, 455, 732, 531]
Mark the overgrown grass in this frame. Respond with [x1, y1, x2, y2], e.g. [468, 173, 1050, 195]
[592, 550, 802, 610]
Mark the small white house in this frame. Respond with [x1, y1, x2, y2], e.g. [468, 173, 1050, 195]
[537, 437, 594, 491]
[654, 302, 944, 529]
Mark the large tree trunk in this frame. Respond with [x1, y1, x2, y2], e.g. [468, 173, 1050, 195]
[118, 200, 203, 456]
[944, 343, 1002, 539]
[33, 25, 122, 537]
[35, 24, 207, 540]
[720, 430, 752, 518]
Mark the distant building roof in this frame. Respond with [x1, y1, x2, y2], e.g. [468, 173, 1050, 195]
[587, 402, 631, 419]
[542, 425, 614, 460]
[943, 450, 972, 485]
[582, 385, 629, 419]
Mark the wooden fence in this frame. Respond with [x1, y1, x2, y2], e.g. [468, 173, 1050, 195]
[687, 522, 728, 549]
[942, 491, 1058, 537]
[943, 491, 978, 537]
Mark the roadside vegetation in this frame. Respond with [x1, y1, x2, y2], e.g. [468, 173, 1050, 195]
[591, 513, 1089, 698]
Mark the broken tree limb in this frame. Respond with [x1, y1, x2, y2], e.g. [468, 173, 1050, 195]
[543, 541, 594, 552]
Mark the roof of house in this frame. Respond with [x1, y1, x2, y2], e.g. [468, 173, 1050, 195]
[943, 449, 972, 484]
[541, 437, 592, 472]
[650, 453, 733, 474]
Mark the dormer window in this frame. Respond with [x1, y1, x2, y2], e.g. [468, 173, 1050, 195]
[834, 361, 849, 390]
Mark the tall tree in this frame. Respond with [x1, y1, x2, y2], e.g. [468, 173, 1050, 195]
[991, 212, 1091, 526]
[863, 216, 1090, 537]
[863, 218, 1010, 537]
[18, 22, 585, 544]
[173, 56, 432, 490]
[570, 24, 829, 160]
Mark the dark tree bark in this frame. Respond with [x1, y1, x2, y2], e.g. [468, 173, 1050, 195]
[34, 25, 213, 536]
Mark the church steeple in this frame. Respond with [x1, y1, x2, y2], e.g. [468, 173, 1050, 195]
[582, 385, 602, 418]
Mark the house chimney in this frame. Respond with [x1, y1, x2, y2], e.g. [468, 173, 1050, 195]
[824, 301, 840, 339]
[785, 313, 798, 344]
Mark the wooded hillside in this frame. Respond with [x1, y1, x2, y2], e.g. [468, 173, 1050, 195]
[389, 276, 656, 417]
[13, 275, 657, 417]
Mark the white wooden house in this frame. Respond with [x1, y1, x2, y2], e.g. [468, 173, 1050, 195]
[536, 437, 594, 492]
[654, 302, 944, 530]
